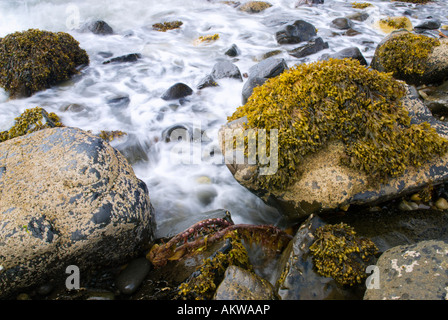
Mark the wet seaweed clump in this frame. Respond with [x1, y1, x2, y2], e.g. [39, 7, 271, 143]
[152, 21, 183, 32]
[97, 130, 127, 142]
[379, 17, 411, 30]
[177, 231, 253, 300]
[238, 1, 272, 13]
[227, 58, 448, 190]
[0, 29, 89, 98]
[375, 32, 440, 79]
[351, 2, 373, 9]
[0, 107, 63, 143]
[309, 223, 378, 286]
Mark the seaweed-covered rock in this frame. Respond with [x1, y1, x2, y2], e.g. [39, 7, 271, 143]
[238, 1, 272, 13]
[371, 30, 448, 86]
[275, 215, 366, 299]
[376, 17, 412, 34]
[0, 29, 89, 98]
[222, 58, 448, 221]
[364, 240, 448, 300]
[0, 127, 155, 298]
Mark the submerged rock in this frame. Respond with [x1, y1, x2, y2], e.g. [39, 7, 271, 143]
[0, 127, 155, 298]
[102, 53, 142, 64]
[287, 37, 329, 58]
[0, 29, 89, 98]
[364, 240, 448, 300]
[81, 20, 114, 35]
[161, 82, 193, 101]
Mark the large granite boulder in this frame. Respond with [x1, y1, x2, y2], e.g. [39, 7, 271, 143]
[221, 58, 448, 222]
[364, 240, 448, 300]
[0, 127, 155, 298]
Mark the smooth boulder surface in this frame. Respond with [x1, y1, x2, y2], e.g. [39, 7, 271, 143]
[0, 127, 155, 298]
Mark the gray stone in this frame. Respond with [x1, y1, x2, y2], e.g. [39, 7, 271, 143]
[211, 61, 243, 81]
[319, 47, 367, 66]
[275, 20, 317, 45]
[0, 127, 155, 298]
[288, 37, 329, 58]
[364, 240, 448, 300]
[115, 257, 152, 295]
[214, 265, 278, 300]
[161, 82, 193, 101]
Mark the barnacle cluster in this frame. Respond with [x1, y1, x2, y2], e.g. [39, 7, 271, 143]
[375, 32, 440, 78]
[177, 231, 252, 300]
[0, 29, 89, 98]
[309, 223, 378, 286]
[152, 21, 183, 32]
[0, 107, 63, 142]
[227, 58, 448, 190]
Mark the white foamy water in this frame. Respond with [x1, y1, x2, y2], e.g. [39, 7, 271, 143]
[0, 0, 446, 238]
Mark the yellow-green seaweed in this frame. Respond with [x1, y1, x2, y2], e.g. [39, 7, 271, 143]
[0, 29, 89, 98]
[309, 223, 378, 286]
[152, 21, 183, 32]
[0, 107, 63, 143]
[227, 58, 448, 190]
[376, 32, 440, 78]
[177, 231, 252, 300]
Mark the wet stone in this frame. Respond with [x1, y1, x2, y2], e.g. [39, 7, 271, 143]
[115, 257, 152, 295]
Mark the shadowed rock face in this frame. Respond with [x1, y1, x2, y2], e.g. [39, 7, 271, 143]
[0, 127, 155, 298]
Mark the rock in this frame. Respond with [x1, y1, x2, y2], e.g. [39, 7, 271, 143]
[248, 57, 288, 79]
[0, 127, 155, 298]
[242, 57, 288, 104]
[222, 58, 448, 222]
[161, 82, 193, 101]
[319, 47, 367, 66]
[81, 20, 114, 35]
[275, 20, 317, 45]
[418, 80, 448, 117]
[211, 61, 243, 81]
[287, 37, 329, 58]
[225, 44, 240, 57]
[238, 1, 272, 13]
[242, 77, 268, 105]
[346, 12, 369, 22]
[295, 0, 324, 7]
[371, 30, 448, 86]
[195, 185, 218, 205]
[364, 240, 448, 300]
[330, 17, 353, 30]
[376, 16, 413, 34]
[197, 74, 219, 90]
[275, 215, 363, 299]
[214, 265, 277, 300]
[0, 29, 89, 98]
[415, 19, 441, 30]
[115, 257, 152, 295]
[102, 53, 142, 64]
[435, 197, 448, 210]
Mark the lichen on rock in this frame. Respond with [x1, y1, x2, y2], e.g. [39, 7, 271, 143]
[0, 29, 89, 98]
[227, 58, 448, 191]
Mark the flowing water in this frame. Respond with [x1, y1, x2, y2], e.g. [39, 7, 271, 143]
[0, 0, 447, 239]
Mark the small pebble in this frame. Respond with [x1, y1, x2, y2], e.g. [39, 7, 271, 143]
[435, 197, 448, 210]
[115, 257, 152, 295]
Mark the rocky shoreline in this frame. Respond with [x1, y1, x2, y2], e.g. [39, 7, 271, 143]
[1, 0, 448, 300]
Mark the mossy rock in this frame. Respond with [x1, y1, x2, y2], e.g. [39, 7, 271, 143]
[221, 58, 448, 221]
[371, 30, 448, 86]
[0, 29, 89, 98]
[238, 1, 272, 13]
[375, 16, 412, 34]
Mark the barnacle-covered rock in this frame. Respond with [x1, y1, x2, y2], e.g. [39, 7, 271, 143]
[371, 30, 448, 86]
[0, 29, 89, 98]
[0, 127, 155, 298]
[222, 58, 448, 221]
